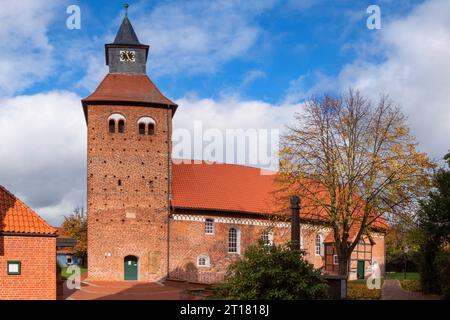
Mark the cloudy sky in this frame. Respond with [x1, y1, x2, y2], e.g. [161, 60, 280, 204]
[0, 0, 449, 225]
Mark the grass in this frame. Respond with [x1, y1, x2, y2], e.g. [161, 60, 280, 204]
[385, 272, 420, 280]
[347, 279, 384, 300]
[385, 272, 422, 292]
[61, 266, 87, 280]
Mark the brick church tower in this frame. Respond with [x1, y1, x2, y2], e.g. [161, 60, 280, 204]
[81, 10, 177, 281]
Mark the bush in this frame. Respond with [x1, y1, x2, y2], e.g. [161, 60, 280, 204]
[435, 253, 450, 299]
[400, 279, 421, 292]
[419, 240, 441, 294]
[347, 281, 382, 300]
[216, 243, 329, 300]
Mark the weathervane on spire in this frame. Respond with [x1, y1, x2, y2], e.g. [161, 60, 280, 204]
[124, 3, 129, 18]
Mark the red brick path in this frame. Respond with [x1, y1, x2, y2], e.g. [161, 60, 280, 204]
[60, 279, 210, 300]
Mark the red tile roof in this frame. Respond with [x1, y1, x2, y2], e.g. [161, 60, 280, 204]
[54, 227, 71, 238]
[0, 185, 56, 235]
[172, 161, 278, 215]
[171, 161, 388, 230]
[82, 73, 177, 107]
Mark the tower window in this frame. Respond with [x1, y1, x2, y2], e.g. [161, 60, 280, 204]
[139, 122, 146, 135]
[148, 123, 155, 135]
[107, 113, 126, 134]
[118, 119, 125, 133]
[109, 119, 115, 133]
[118, 179, 122, 186]
[137, 116, 156, 135]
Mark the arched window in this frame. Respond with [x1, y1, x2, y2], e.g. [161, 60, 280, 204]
[118, 119, 125, 133]
[315, 234, 324, 256]
[197, 255, 210, 267]
[138, 122, 146, 135]
[137, 116, 156, 135]
[109, 119, 115, 133]
[228, 227, 240, 253]
[148, 123, 155, 135]
[108, 113, 126, 134]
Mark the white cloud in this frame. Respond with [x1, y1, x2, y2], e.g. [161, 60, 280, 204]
[242, 70, 266, 87]
[288, 0, 450, 159]
[173, 96, 302, 169]
[342, 0, 450, 159]
[130, 0, 277, 76]
[0, 0, 63, 96]
[0, 91, 86, 225]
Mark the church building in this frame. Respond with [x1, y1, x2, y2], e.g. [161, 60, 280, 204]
[82, 12, 386, 283]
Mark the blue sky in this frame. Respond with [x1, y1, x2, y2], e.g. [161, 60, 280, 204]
[22, 0, 422, 102]
[1, 0, 450, 224]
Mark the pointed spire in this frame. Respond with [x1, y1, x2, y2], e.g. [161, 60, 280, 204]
[113, 4, 141, 45]
[124, 3, 129, 18]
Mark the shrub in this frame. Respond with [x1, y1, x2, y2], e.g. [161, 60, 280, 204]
[347, 281, 382, 300]
[216, 243, 329, 300]
[400, 279, 421, 292]
[435, 253, 450, 299]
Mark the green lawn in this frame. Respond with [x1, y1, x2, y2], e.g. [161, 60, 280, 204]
[61, 266, 87, 280]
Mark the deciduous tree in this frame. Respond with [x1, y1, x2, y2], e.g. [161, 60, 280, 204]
[279, 89, 433, 277]
[61, 207, 87, 266]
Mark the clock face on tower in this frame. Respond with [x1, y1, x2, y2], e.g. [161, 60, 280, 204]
[119, 50, 136, 62]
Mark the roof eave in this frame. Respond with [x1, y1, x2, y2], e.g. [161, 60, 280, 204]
[81, 99, 178, 122]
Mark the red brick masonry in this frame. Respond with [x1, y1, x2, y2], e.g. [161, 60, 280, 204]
[0, 235, 56, 300]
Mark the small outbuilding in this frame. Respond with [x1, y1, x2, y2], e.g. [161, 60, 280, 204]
[0, 185, 57, 300]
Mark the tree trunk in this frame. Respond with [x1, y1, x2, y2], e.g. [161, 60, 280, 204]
[337, 248, 351, 279]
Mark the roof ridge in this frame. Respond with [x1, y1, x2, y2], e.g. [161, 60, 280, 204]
[172, 159, 278, 173]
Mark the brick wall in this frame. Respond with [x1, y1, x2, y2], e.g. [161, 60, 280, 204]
[168, 213, 385, 283]
[0, 235, 56, 300]
[168, 214, 289, 283]
[86, 104, 172, 281]
[168, 212, 337, 283]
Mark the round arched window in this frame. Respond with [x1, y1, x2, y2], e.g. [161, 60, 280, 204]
[107, 113, 126, 134]
[137, 116, 156, 136]
[197, 255, 210, 267]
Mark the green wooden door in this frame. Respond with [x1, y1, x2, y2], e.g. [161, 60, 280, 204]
[357, 260, 365, 279]
[124, 256, 138, 281]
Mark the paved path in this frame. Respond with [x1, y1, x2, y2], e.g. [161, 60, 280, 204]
[381, 279, 442, 300]
[60, 279, 211, 300]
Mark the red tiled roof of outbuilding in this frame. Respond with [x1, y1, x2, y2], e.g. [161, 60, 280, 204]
[0, 185, 56, 235]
